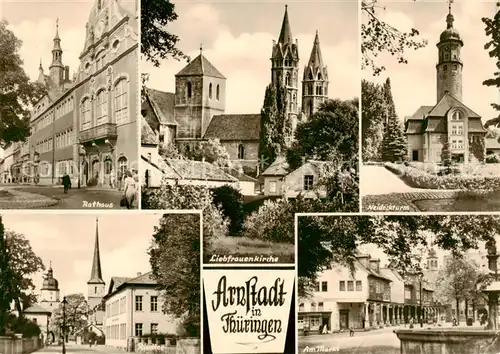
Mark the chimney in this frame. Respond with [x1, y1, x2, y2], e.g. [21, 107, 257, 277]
[137, 272, 142, 277]
[370, 259, 381, 272]
[65, 66, 70, 81]
[357, 254, 370, 268]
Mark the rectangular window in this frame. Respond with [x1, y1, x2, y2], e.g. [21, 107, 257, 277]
[134, 323, 143, 337]
[81, 98, 91, 130]
[135, 295, 143, 311]
[356, 280, 362, 291]
[339, 281, 345, 291]
[115, 79, 128, 125]
[303, 175, 314, 191]
[150, 296, 158, 312]
[347, 280, 354, 291]
[321, 281, 327, 292]
[96, 90, 108, 126]
[318, 302, 324, 311]
[150, 323, 158, 334]
[269, 181, 277, 193]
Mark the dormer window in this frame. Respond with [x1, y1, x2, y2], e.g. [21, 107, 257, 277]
[452, 111, 462, 121]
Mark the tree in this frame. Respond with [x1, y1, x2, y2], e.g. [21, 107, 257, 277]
[4, 230, 45, 316]
[362, 80, 386, 161]
[50, 294, 90, 335]
[297, 215, 500, 298]
[361, 0, 428, 75]
[211, 186, 245, 236]
[434, 257, 488, 325]
[287, 98, 359, 171]
[185, 139, 232, 168]
[4, 314, 41, 337]
[149, 214, 201, 336]
[141, 0, 188, 67]
[0, 216, 11, 335]
[441, 141, 452, 169]
[483, 9, 500, 128]
[0, 21, 47, 143]
[259, 85, 282, 169]
[380, 79, 407, 162]
[142, 183, 228, 251]
[159, 143, 183, 160]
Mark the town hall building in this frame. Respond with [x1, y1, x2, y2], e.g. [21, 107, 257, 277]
[404, 5, 487, 163]
[141, 5, 329, 175]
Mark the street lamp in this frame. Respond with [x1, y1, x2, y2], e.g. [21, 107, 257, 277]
[62, 297, 67, 354]
[418, 272, 424, 328]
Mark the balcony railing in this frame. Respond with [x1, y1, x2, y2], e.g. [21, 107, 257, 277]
[79, 123, 117, 143]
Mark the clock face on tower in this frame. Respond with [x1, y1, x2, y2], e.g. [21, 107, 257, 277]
[95, 20, 105, 38]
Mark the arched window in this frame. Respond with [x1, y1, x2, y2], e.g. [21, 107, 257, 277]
[285, 73, 290, 86]
[238, 144, 245, 160]
[114, 78, 128, 124]
[81, 98, 91, 130]
[117, 156, 128, 178]
[309, 101, 313, 116]
[209, 83, 213, 99]
[309, 72, 313, 80]
[216, 84, 220, 100]
[319, 86, 323, 95]
[452, 111, 462, 120]
[96, 89, 108, 126]
[104, 157, 112, 174]
[318, 72, 322, 80]
[187, 82, 192, 99]
[308, 84, 313, 95]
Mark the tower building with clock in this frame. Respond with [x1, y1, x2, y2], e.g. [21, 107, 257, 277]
[28, 0, 139, 188]
[404, 4, 486, 163]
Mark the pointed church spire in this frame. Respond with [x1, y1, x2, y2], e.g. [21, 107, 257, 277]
[278, 4, 293, 44]
[55, 18, 60, 39]
[307, 30, 324, 68]
[88, 217, 104, 284]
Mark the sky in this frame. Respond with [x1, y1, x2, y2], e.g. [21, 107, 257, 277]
[142, 0, 360, 114]
[362, 0, 500, 124]
[2, 212, 169, 299]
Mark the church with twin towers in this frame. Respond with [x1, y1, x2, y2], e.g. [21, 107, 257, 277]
[142, 4, 329, 172]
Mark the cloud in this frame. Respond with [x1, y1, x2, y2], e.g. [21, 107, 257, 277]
[362, 0, 498, 123]
[143, 2, 359, 114]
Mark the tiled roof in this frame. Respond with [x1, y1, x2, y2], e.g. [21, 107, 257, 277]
[424, 118, 446, 133]
[142, 155, 180, 179]
[354, 258, 392, 282]
[469, 119, 487, 133]
[261, 156, 289, 176]
[410, 106, 434, 120]
[203, 114, 261, 141]
[405, 120, 424, 134]
[176, 54, 225, 79]
[105, 273, 157, 299]
[24, 304, 52, 314]
[108, 277, 131, 294]
[141, 117, 158, 145]
[165, 159, 238, 182]
[227, 168, 259, 183]
[126, 272, 157, 285]
[427, 93, 481, 118]
[486, 138, 500, 150]
[145, 88, 176, 125]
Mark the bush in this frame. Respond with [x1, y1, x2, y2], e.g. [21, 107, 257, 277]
[384, 162, 500, 190]
[486, 154, 500, 164]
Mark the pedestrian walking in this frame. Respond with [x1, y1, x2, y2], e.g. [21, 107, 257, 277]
[110, 168, 116, 189]
[122, 169, 136, 209]
[62, 173, 71, 193]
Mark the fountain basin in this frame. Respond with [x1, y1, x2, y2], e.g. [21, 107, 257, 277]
[394, 328, 500, 354]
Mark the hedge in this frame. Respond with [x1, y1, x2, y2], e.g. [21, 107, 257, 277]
[384, 162, 500, 190]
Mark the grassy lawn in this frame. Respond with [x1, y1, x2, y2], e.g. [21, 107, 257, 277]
[414, 190, 500, 211]
[204, 234, 294, 263]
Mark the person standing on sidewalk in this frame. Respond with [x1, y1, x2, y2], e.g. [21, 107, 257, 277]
[122, 169, 136, 209]
[62, 173, 71, 193]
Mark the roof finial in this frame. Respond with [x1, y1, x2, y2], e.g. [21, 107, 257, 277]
[448, 0, 452, 14]
[446, 0, 454, 29]
[200, 43, 203, 55]
[49, 260, 52, 269]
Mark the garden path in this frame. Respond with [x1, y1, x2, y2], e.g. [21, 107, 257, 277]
[361, 165, 425, 196]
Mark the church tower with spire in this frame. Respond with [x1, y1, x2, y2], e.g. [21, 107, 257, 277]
[436, 2, 463, 102]
[302, 30, 328, 119]
[49, 19, 65, 87]
[87, 218, 105, 324]
[271, 5, 300, 128]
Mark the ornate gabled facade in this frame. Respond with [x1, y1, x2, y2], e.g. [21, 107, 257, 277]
[27, 0, 138, 188]
[87, 218, 106, 327]
[405, 4, 487, 164]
